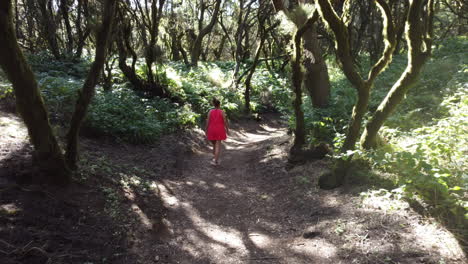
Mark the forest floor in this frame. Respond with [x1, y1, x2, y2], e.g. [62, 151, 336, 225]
[0, 107, 466, 264]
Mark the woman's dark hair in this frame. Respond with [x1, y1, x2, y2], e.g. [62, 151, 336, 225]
[212, 97, 221, 107]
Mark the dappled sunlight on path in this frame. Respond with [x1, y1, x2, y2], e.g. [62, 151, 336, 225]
[154, 121, 340, 263]
[148, 117, 466, 263]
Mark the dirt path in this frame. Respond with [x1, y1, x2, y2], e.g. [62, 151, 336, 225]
[148, 117, 466, 264]
[0, 111, 465, 264]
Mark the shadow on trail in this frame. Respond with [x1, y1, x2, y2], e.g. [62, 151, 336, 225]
[1, 112, 465, 263]
[0, 146, 137, 264]
[153, 118, 334, 263]
[153, 116, 465, 263]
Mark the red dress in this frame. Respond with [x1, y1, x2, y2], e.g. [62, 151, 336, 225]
[207, 109, 227, 140]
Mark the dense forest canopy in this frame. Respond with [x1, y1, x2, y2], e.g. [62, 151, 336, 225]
[0, 0, 467, 261]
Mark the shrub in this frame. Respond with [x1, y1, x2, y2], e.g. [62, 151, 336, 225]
[86, 86, 198, 143]
[27, 51, 91, 79]
[360, 47, 467, 228]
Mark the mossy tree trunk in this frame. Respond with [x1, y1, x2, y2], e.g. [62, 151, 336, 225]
[302, 22, 331, 108]
[144, 0, 166, 84]
[270, 1, 325, 153]
[315, 0, 396, 189]
[0, 0, 70, 183]
[243, 8, 279, 114]
[75, 0, 91, 59]
[392, 0, 409, 55]
[114, 0, 168, 97]
[115, 6, 167, 98]
[361, 0, 434, 149]
[291, 13, 319, 152]
[233, 0, 254, 85]
[65, 0, 117, 169]
[190, 0, 222, 67]
[214, 34, 227, 60]
[37, 0, 61, 59]
[60, 0, 74, 55]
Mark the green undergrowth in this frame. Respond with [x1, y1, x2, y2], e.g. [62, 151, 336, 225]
[2, 53, 291, 144]
[303, 37, 468, 146]
[298, 37, 467, 243]
[364, 38, 468, 229]
[361, 79, 467, 231]
[0, 68, 12, 100]
[163, 61, 291, 119]
[354, 37, 467, 241]
[85, 87, 197, 143]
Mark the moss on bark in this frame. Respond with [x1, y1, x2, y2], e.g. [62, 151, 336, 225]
[0, 0, 70, 183]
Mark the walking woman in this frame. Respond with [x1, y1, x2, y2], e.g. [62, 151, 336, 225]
[205, 98, 229, 165]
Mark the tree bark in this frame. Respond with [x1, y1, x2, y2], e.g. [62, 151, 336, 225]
[103, 56, 116, 92]
[214, 34, 227, 60]
[0, 0, 70, 183]
[190, 0, 222, 66]
[233, 0, 255, 85]
[178, 35, 189, 65]
[291, 14, 319, 152]
[14, 0, 19, 37]
[244, 20, 279, 113]
[302, 23, 331, 108]
[66, 0, 117, 169]
[37, 0, 61, 59]
[115, 8, 167, 98]
[361, 0, 434, 149]
[60, 0, 74, 54]
[171, 34, 181, 61]
[393, 0, 409, 55]
[75, 0, 91, 58]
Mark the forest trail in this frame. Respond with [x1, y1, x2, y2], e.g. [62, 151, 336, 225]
[140, 116, 465, 264]
[0, 111, 465, 264]
[152, 117, 333, 263]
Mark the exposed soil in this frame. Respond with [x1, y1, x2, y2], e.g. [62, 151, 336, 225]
[0, 110, 466, 264]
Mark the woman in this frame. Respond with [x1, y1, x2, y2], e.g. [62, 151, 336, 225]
[205, 98, 229, 165]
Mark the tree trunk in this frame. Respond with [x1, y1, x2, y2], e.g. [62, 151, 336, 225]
[37, 0, 61, 59]
[60, 0, 74, 54]
[369, 8, 384, 65]
[103, 57, 116, 92]
[66, 0, 117, 169]
[393, 1, 409, 55]
[244, 20, 280, 113]
[361, 0, 434, 149]
[14, 0, 19, 37]
[178, 36, 189, 65]
[190, 0, 222, 66]
[302, 23, 331, 108]
[214, 34, 227, 60]
[233, 0, 246, 82]
[244, 37, 265, 113]
[0, 0, 70, 183]
[24, 0, 37, 52]
[171, 34, 181, 61]
[75, 0, 91, 58]
[291, 15, 318, 152]
[315, 0, 396, 188]
[190, 34, 203, 66]
[201, 32, 213, 61]
[116, 19, 167, 98]
[341, 85, 370, 151]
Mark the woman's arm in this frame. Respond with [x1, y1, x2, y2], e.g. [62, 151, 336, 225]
[205, 110, 211, 134]
[222, 111, 229, 134]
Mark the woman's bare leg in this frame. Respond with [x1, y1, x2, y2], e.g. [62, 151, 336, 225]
[214, 140, 221, 163]
[210, 140, 216, 157]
